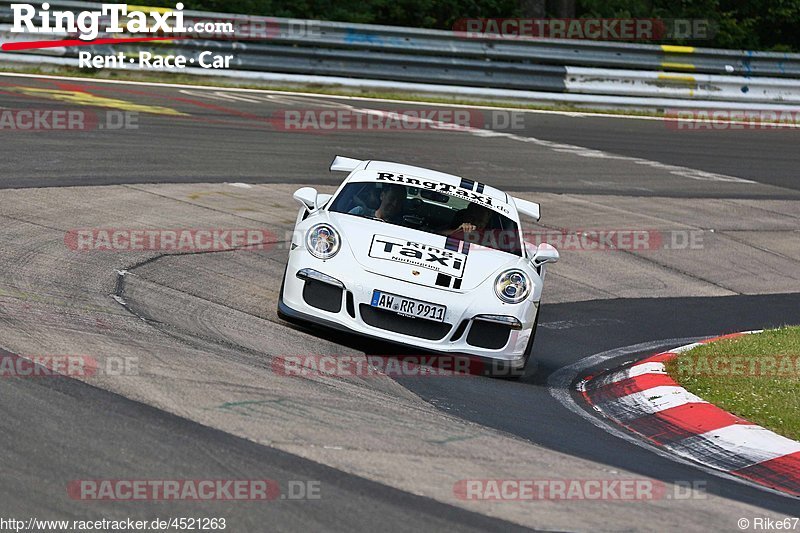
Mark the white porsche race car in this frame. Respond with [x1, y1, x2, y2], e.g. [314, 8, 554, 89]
[278, 156, 559, 374]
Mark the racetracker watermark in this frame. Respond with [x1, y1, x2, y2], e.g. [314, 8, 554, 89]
[277, 229, 704, 254]
[0, 110, 138, 131]
[666, 109, 800, 130]
[271, 109, 525, 132]
[65, 229, 277, 252]
[170, 16, 320, 40]
[523, 229, 704, 251]
[67, 480, 321, 501]
[0, 354, 138, 378]
[454, 479, 708, 500]
[453, 18, 714, 40]
[271, 354, 521, 377]
[675, 355, 800, 377]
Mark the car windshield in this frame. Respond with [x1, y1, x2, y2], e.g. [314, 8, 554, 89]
[328, 181, 522, 256]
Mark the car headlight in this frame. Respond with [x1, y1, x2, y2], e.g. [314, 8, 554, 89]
[306, 224, 340, 259]
[494, 269, 531, 304]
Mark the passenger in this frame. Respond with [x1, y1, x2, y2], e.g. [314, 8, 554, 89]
[443, 202, 491, 235]
[350, 185, 406, 222]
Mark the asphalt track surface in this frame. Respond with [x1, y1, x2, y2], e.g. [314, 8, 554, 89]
[0, 72, 799, 531]
[0, 349, 526, 532]
[0, 74, 798, 197]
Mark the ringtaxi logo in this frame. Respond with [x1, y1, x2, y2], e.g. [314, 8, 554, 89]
[8, 3, 316, 43]
[64, 229, 277, 252]
[9, 3, 232, 41]
[6, 3, 236, 69]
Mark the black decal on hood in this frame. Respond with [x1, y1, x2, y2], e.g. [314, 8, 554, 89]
[435, 273, 452, 287]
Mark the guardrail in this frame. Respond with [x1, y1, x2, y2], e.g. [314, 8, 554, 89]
[1, 0, 800, 109]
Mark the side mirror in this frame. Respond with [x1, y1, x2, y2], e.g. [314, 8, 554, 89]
[531, 243, 559, 268]
[294, 187, 319, 212]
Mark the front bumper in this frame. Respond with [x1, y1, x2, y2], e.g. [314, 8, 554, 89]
[280, 248, 539, 368]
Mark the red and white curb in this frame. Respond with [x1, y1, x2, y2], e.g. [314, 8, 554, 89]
[579, 331, 800, 497]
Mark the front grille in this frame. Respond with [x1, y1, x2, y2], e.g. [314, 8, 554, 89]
[359, 305, 451, 340]
[302, 280, 343, 313]
[466, 320, 512, 350]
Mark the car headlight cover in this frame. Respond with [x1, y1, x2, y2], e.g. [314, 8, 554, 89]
[306, 224, 340, 259]
[494, 269, 531, 304]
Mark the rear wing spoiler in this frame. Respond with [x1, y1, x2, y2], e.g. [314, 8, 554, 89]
[330, 155, 364, 172]
[512, 197, 540, 221]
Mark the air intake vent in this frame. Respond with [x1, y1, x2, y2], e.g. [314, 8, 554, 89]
[467, 320, 511, 350]
[302, 280, 343, 313]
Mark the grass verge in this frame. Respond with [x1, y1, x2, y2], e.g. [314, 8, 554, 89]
[665, 326, 800, 441]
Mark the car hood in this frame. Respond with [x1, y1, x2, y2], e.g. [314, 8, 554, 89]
[329, 212, 522, 292]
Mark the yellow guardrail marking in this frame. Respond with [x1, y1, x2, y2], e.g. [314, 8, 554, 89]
[658, 73, 697, 83]
[661, 45, 695, 54]
[661, 62, 696, 71]
[6, 87, 189, 116]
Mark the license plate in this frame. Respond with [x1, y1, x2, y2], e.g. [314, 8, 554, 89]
[371, 290, 446, 322]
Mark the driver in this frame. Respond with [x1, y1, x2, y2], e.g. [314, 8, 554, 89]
[349, 184, 406, 222]
[442, 201, 491, 236]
